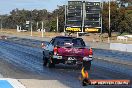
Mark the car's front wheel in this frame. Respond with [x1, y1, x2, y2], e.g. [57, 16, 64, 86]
[47, 55, 55, 68]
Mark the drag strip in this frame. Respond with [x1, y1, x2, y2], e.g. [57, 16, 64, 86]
[0, 38, 132, 88]
[0, 40, 83, 88]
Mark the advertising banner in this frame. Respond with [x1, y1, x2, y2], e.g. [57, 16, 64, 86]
[84, 28, 100, 33]
[65, 27, 82, 32]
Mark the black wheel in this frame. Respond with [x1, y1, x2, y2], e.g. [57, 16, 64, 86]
[83, 61, 91, 70]
[47, 55, 55, 68]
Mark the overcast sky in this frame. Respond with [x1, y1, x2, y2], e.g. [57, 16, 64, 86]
[0, 0, 105, 15]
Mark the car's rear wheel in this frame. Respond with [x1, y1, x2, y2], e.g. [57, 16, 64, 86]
[47, 55, 55, 68]
[83, 61, 91, 70]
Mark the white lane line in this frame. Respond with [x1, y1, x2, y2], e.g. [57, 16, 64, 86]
[0, 78, 26, 88]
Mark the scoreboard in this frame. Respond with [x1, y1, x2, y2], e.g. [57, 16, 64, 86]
[65, 0, 101, 33]
[66, 1, 83, 32]
[84, 2, 101, 33]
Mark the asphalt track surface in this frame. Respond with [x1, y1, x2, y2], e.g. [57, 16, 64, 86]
[0, 37, 132, 88]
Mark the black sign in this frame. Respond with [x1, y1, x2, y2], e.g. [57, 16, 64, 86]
[65, 1, 101, 33]
[66, 1, 83, 28]
[85, 2, 101, 28]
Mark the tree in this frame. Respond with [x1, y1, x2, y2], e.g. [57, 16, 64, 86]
[102, 1, 132, 36]
[50, 5, 65, 32]
[102, 1, 126, 37]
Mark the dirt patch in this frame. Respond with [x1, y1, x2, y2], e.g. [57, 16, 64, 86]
[1, 29, 61, 38]
[1, 29, 132, 44]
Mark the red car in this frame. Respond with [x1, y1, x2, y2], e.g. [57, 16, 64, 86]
[42, 36, 93, 70]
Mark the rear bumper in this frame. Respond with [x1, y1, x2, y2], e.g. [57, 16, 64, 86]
[52, 55, 92, 65]
[53, 55, 92, 60]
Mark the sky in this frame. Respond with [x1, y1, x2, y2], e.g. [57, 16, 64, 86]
[0, 0, 67, 15]
[0, 0, 105, 15]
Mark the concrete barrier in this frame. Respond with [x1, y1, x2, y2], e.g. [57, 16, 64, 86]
[117, 36, 128, 42]
[124, 35, 132, 38]
[110, 43, 132, 52]
[126, 44, 132, 52]
[86, 42, 110, 50]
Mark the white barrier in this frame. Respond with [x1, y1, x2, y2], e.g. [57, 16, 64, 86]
[117, 36, 128, 42]
[124, 35, 132, 38]
[126, 44, 132, 52]
[110, 43, 132, 52]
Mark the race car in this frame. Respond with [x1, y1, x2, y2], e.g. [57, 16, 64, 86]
[42, 36, 93, 70]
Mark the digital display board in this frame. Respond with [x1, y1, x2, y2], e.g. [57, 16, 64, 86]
[66, 1, 83, 28]
[65, 1, 101, 33]
[85, 2, 101, 28]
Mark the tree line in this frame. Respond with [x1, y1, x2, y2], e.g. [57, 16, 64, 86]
[0, 5, 65, 32]
[0, 1, 132, 36]
[102, 1, 132, 37]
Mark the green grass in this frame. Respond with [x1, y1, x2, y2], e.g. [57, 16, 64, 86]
[119, 32, 130, 36]
[126, 10, 132, 17]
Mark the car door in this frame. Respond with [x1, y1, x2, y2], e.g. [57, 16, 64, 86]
[45, 38, 55, 58]
[48, 39, 54, 52]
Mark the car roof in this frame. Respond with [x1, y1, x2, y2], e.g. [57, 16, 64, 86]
[54, 36, 75, 39]
[54, 36, 84, 40]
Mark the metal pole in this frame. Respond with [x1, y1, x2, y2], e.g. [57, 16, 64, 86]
[57, 14, 59, 32]
[109, 0, 111, 34]
[82, 1, 85, 33]
[108, 0, 111, 43]
[30, 10, 33, 36]
[57, 5, 59, 32]
[76, 32, 78, 38]
[42, 21, 44, 37]
[31, 22, 33, 36]
[101, 1, 103, 34]
[64, 5, 67, 33]
[37, 22, 38, 30]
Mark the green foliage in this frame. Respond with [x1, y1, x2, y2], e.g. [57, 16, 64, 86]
[102, 1, 132, 36]
[0, 3, 131, 34]
[0, 6, 65, 32]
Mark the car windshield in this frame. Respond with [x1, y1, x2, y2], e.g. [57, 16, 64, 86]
[54, 38, 85, 47]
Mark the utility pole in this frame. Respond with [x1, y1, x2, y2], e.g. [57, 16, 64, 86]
[82, 1, 85, 33]
[30, 10, 33, 36]
[64, 5, 67, 33]
[42, 21, 44, 37]
[108, 0, 111, 43]
[31, 22, 33, 36]
[37, 22, 38, 30]
[57, 14, 59, 32]
[101, 1, 103, 34]
[57, 5, 59, 32]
